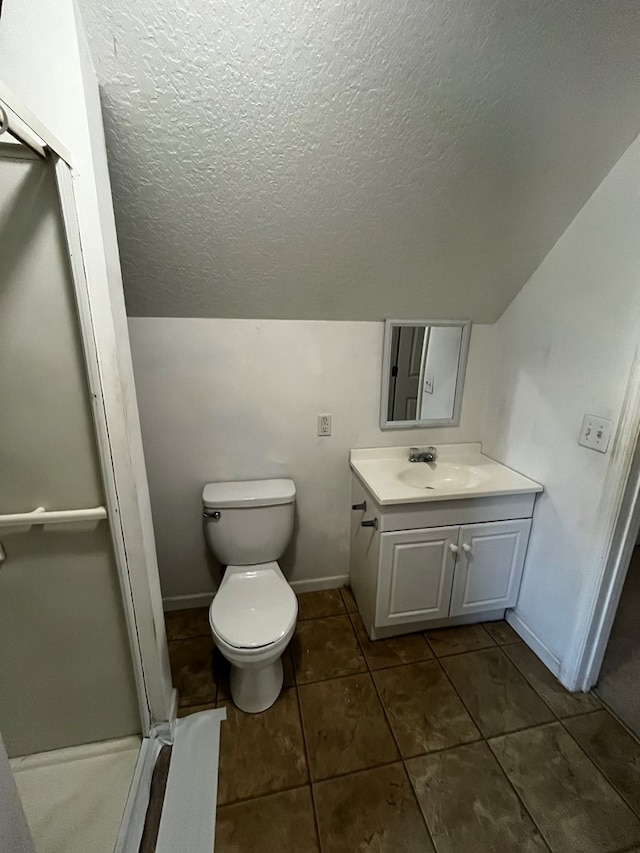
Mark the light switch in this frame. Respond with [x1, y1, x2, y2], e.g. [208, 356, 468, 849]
[423, 373, 434, 395]
[578, 415, 613, 453]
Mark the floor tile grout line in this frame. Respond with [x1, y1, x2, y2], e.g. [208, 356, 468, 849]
[441, 643, 565, 729]
[483, 733, 556, 853]
[424, 640, 500, 659]
[292, 608, 367, 686]
[423, 621, 498, 656]
[311, 759, 440, 853]
[343, 608, 417, 771]
[397, 759, 440, 853]
[557, 713, 640, 823]
[291, 639, 325, 852]
[401, 759, 441, 853]
[347, 609, 414, 764]
[429, 653, 484, 736]
[350, 612, 437, 671]
[348, 610, 558, 751]
[595, 692, 640, 748]
[503, 647, 613, 729]
[292, 684, 322, 853]
[217, 781, 317, 811]
[346, 607, 377, 675]
[367, 667, 407, 760]
[436, 645, 569, 743]
[295, 589, 348, 623]
[310, 755, 406, 786]
[497, 645, 576, 724]
[485, 718, 640, 847]
[430, 651, 556, 850]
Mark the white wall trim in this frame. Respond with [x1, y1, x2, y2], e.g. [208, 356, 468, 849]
[505, 610, 562, 677]
[0, 79, 73, 164]
[289, 574, 349, 593]
[162, 574, 349, 611]
[56, 159, 154, 732]
[163, 593, 215, 612]
[566, 347, 640, 691]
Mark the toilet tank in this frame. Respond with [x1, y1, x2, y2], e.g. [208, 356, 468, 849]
[202, 479, 295, 566]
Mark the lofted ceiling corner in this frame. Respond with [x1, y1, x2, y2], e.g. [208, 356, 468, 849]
[78, 0, 640, 322]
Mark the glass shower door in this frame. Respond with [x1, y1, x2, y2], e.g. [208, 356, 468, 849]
[0, 142, 140, 757]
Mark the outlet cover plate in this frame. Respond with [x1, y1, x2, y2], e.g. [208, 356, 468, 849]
[578, 414, 613, 453]
[423, 373, 434, 395]
[317, 414, 332, 436]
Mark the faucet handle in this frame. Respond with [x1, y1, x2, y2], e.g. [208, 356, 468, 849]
[408, 447, 420, 462]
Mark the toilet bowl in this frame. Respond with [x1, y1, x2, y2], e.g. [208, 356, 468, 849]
[209, 563, 297, 712]
[202, 479, 297, 713]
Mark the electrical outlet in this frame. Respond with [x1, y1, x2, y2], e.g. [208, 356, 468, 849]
[423, 373, 434, 395]
[578, 414, 613, 453]
[318, 414, 332, 436]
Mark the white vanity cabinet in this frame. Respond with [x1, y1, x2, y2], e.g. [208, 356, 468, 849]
[449, 520, 531, 616]
[377, 519, 531, 631]
[349, 473, 536, 640]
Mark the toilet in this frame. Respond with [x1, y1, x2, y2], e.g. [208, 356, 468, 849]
[202, 478, 298, 713]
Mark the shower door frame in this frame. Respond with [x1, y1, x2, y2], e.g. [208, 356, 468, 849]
[0, 80, 175, 736]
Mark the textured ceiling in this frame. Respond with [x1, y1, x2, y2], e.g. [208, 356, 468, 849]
[78, 0, 640, 321]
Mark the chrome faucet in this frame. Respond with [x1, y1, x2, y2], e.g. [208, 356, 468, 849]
[409, 446, 438, 463]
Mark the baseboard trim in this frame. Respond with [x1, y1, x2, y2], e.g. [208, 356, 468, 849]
[163, 576, 349, 610]
[506, 610, 562, 677]
[162, 593, 214, 612]
[289, 574, 349, 593]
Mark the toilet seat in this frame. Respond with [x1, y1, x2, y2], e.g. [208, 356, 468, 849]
[209, 562, 297, 650]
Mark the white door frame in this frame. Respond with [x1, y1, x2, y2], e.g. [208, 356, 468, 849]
[0, 82, 175, 733]
[565, 347, 640, 691]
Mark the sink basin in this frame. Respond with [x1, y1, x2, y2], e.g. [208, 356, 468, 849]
[349, 444, 544, 505]
[398, 462, 489, 491]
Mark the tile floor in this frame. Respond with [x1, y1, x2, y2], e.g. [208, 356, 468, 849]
[166, 589, 640, 853]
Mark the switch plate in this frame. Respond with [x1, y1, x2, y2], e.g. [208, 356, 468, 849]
[578, 414, 613, 453]
[318, 414, 332, 436]
[423, 373, 434, 394]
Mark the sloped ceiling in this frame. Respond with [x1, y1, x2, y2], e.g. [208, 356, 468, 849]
[79, 0, 640, 321]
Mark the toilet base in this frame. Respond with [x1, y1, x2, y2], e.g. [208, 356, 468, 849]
[229, 657, 284, 713]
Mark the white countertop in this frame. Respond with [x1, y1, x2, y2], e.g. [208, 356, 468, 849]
[350, 443, 543, 506]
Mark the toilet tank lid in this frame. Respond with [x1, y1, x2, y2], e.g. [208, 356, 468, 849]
[202, 478, 296, 509]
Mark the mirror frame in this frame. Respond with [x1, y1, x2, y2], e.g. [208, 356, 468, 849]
[380, 318, 471, 430]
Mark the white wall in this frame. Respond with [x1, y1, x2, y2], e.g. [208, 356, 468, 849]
[128, 319, 491, 603]
[483, 133, 640, 682]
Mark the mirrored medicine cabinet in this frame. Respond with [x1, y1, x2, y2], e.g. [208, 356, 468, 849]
[380, 319, 471, 429]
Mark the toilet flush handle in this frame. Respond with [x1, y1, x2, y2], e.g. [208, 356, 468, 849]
[203, 509, 221, 520]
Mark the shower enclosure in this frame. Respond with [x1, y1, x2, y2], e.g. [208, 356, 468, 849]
[0, 85, 174, 853]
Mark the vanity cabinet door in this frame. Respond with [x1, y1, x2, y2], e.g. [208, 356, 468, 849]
[376, 527, 458, 628]
[449, 519, 532, 617]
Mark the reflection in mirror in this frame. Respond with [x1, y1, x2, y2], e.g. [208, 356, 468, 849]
[380, 319, 471, 429]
